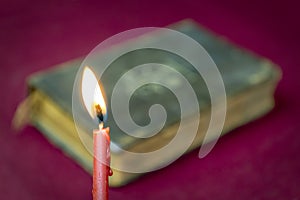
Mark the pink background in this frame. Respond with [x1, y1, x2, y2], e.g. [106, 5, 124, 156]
[1, 0, 299, 199]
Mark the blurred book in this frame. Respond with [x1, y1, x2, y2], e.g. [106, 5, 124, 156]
[13, 19, 281, 187]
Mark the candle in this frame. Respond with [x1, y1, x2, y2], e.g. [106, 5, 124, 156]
[93, 123, 110, 200]
[81, 66, 112, 200]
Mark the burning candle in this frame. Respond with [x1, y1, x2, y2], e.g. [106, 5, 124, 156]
[81, 66, 112, 200]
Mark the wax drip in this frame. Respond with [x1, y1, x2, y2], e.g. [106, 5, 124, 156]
[108, 167, 113, 176]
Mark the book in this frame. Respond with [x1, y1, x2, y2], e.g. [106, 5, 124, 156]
[14, 19, 281, 187]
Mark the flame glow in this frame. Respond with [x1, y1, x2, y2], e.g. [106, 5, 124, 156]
[81, 66, 107, 120]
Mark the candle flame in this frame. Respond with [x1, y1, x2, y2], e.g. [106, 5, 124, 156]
[81, 66, 107, 121]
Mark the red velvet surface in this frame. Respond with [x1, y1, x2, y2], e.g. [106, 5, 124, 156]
[1, 0, 300, 199]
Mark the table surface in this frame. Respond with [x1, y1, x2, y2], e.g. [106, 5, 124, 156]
[1, 0, 299, 199]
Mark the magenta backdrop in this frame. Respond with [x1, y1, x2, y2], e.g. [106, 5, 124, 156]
[0, 0, 299, 199]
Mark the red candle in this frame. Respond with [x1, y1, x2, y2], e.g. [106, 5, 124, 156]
[80, 66, 112, 200]
[93, 123, 111, 200]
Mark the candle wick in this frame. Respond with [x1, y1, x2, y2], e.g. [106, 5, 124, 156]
[95, 104, 104, 123]
[99, 122, 104, 130]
